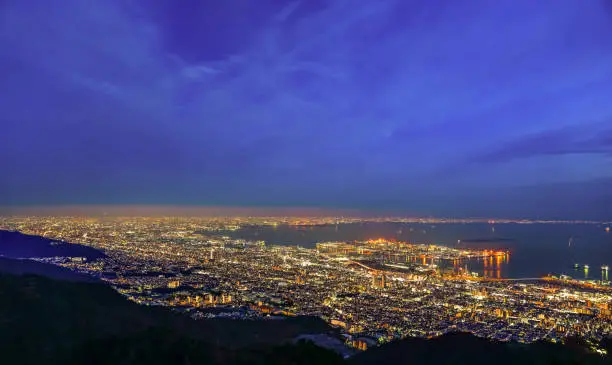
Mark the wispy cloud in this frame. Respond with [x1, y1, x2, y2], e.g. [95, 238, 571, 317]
[275, 1, 302, 22]
[476, 121, 612, 164]
[2, 0, 612, 217]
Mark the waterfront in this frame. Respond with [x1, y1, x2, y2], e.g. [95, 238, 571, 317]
[222, 223, 612, 279]
[1, 216, 611, 351]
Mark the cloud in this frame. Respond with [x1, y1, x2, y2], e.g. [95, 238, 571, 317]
[476, 121, 612, 164]
[181, 65, 222, 79]
[275, 1, 302, 22]
[2, 0, 612, 218]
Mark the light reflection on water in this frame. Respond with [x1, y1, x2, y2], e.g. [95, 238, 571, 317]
[219, 222, 612, 279]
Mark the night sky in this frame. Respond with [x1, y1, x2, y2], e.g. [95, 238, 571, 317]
[1, 0, 612, 219]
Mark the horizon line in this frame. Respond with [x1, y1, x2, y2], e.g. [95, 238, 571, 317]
[0, 204, 369, 217]
[0, 204, 606, 222]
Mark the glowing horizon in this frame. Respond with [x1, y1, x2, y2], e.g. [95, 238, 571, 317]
[0, 204, 369, 217]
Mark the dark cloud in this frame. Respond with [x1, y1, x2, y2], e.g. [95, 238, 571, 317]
[477, 122, 612, 164]
[137, 0, 329, 63]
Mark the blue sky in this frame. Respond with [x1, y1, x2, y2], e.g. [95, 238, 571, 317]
[1, 0, 611, 219]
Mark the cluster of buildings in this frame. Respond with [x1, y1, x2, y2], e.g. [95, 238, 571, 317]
[0, 216, 610, 353]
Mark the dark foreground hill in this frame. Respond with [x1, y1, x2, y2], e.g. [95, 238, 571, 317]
[0, 266, 609, 365]
[350, 332, 610, 365]
[0, 271, 342, 365]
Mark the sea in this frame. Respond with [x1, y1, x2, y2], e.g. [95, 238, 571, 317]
[221, 223, 612, 280]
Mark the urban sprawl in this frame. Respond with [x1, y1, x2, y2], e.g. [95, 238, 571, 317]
[0, 216, 610, 354]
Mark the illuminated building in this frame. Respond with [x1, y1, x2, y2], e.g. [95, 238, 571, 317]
[371, 274, 386, 289]
[331, 319, 347, 328]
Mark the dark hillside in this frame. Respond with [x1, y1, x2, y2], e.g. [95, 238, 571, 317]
[350, 332, 608, 365]
[0, 272, 341, 365]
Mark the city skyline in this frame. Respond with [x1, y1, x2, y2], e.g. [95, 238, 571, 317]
[2, 0, 612, 219]
[1, 215, 610, 355]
